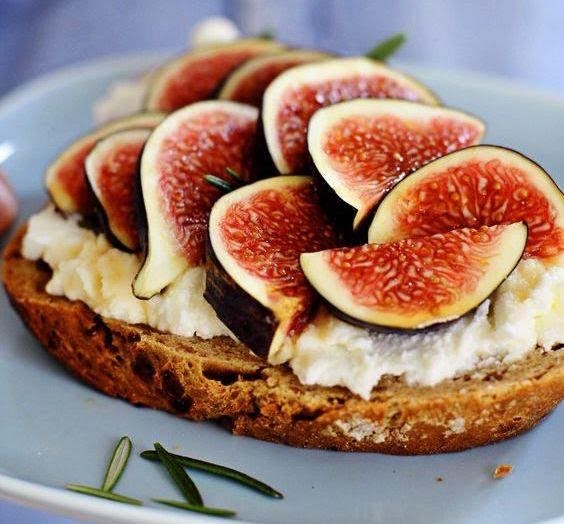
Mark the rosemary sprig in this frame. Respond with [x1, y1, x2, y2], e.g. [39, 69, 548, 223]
[204, 174, 233, 192]
[101, 436, 131, 492]
[366, 33, 406, 61]
[153, 442, 203, 506]
[65, 436, 140, 505]
[66, 484, 142, 506]
[256, 29, 275, 40]
[204, 167, 245, 193]
[141, 449, 283, 498]
[225, 167, 243, 181]
[153, 498, 236, 517]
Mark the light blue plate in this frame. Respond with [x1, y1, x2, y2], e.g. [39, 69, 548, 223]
[0, 54, 562, 524]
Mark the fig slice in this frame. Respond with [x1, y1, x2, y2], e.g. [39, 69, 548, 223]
[144, 38, 284, 112]
[262, 57, 440, 174]
[46, 112, 165, 215]
[206, 176, 341, 358]
[368, 145, 564, 262]
[85, 128, 151, 252]
[308, 99, 485, 230]
[218, 50, 330, 107]
[134, 100, 259, 299]
[301, 223, 527, 331]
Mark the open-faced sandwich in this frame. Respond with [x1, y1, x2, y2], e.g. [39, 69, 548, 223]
[3, 27, 563, 454]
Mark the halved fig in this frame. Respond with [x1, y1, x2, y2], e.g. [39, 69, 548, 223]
[85, 128, 151, 252]
[134, 100, 259, 299]
[145, 38, 284, 112]
[46, 112, 165, 215]
[308, 99, 485, 229]
[301, 223, 527, 331]
[206, 176, 340, 358]
[262, 57, 440, 174]
[368, 145, 564, 262]
[218, 50, 330, 107]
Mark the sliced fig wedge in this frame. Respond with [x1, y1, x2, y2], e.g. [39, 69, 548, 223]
[218, 50, 330, 107]
[301, 223, 527, 331]
[262, 57, 440, 174]
[368, 145, 564, 262]
[85, 128, 151, 252]
[46, 112, 165, 215]
[206, 176, 340, 358]
[145, 38, 284, 112]
[134, 100, 259, 299]
[308, 99, 485, 229]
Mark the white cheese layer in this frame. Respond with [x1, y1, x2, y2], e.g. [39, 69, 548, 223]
[280, 258, 563, 399]
[23, 207, 563, 399]
[22, 207, 231, 340]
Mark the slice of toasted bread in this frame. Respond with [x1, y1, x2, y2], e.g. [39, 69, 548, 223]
[2, 226, 563, 454]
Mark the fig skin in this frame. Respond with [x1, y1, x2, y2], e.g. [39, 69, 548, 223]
[204, 235, 277, 358]
[301, 223, 528, 333]
[0, 172, 17, 235]
[85, 129, 152, 254]
[368, 145, 564, 262]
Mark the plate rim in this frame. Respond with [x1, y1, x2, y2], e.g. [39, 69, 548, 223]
[0, 51, 562, 524]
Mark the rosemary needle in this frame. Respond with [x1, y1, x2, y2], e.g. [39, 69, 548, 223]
[204, 174, 233, 192]
[366, 33, 407, 61]
[153, 442, 203, 506]
[153, 498, 236, 517]
[101, 436, 131, 492]
[141, 449, 283, 498]
[66, 484, 142, 505]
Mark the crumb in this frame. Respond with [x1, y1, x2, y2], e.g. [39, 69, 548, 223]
[436, 477, 443, 482]
[492, 464, 513, 479]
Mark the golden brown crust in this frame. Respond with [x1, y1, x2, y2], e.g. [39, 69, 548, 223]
[2, 226, 563, 454]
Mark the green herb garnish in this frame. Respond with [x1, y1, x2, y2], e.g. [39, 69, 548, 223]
[66, 484, 142, 505]
[225, 167, 243, 181]
[141, 449, 283, 498]
[366, 33, 406, 61]
[204, 167, 245, 193]
[65, 436, 140, 505]
[204, 174, 234, 192]
[153, 498, 236, 517]
[256, 29, 275, 40]
[101, 435, 131, 492]
[153, 442, 203, 506]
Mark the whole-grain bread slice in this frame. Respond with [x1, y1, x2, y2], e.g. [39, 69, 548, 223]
[2, 226, 563, 454]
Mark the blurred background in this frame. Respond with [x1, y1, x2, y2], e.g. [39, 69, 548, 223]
[2, 0, 564, 97]
[1, 0, 563, 522]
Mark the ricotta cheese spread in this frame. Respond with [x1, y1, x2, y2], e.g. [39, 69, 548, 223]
[23, 207, 563, 399]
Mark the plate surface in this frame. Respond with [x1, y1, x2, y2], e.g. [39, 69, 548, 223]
[0, 53, 562, 524]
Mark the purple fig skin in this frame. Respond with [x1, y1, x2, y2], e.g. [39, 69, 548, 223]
[204, 234, 277, 359]
[305, 223, 528, 335]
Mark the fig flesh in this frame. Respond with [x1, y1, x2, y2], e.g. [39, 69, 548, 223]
[301, 223, 527, 331]
[308, 99, 485, 229]
[145, 38, 283, 112]
[206, 176, 340, 358]
[85, 128, 151, 252]
[218, 50, 329, 107]
[134, 100, 259, 299]
[46, 112, 165, 215]
[262, 57, 440, 174]
[369, 146, 564, 262]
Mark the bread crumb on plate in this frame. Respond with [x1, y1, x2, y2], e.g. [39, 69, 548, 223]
[492, 464, 513, 479]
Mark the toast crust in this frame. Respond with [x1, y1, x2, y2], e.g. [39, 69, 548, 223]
[2, 226, 563, 454]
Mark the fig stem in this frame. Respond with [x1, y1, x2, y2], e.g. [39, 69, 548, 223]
[366, 33, 406, 61]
